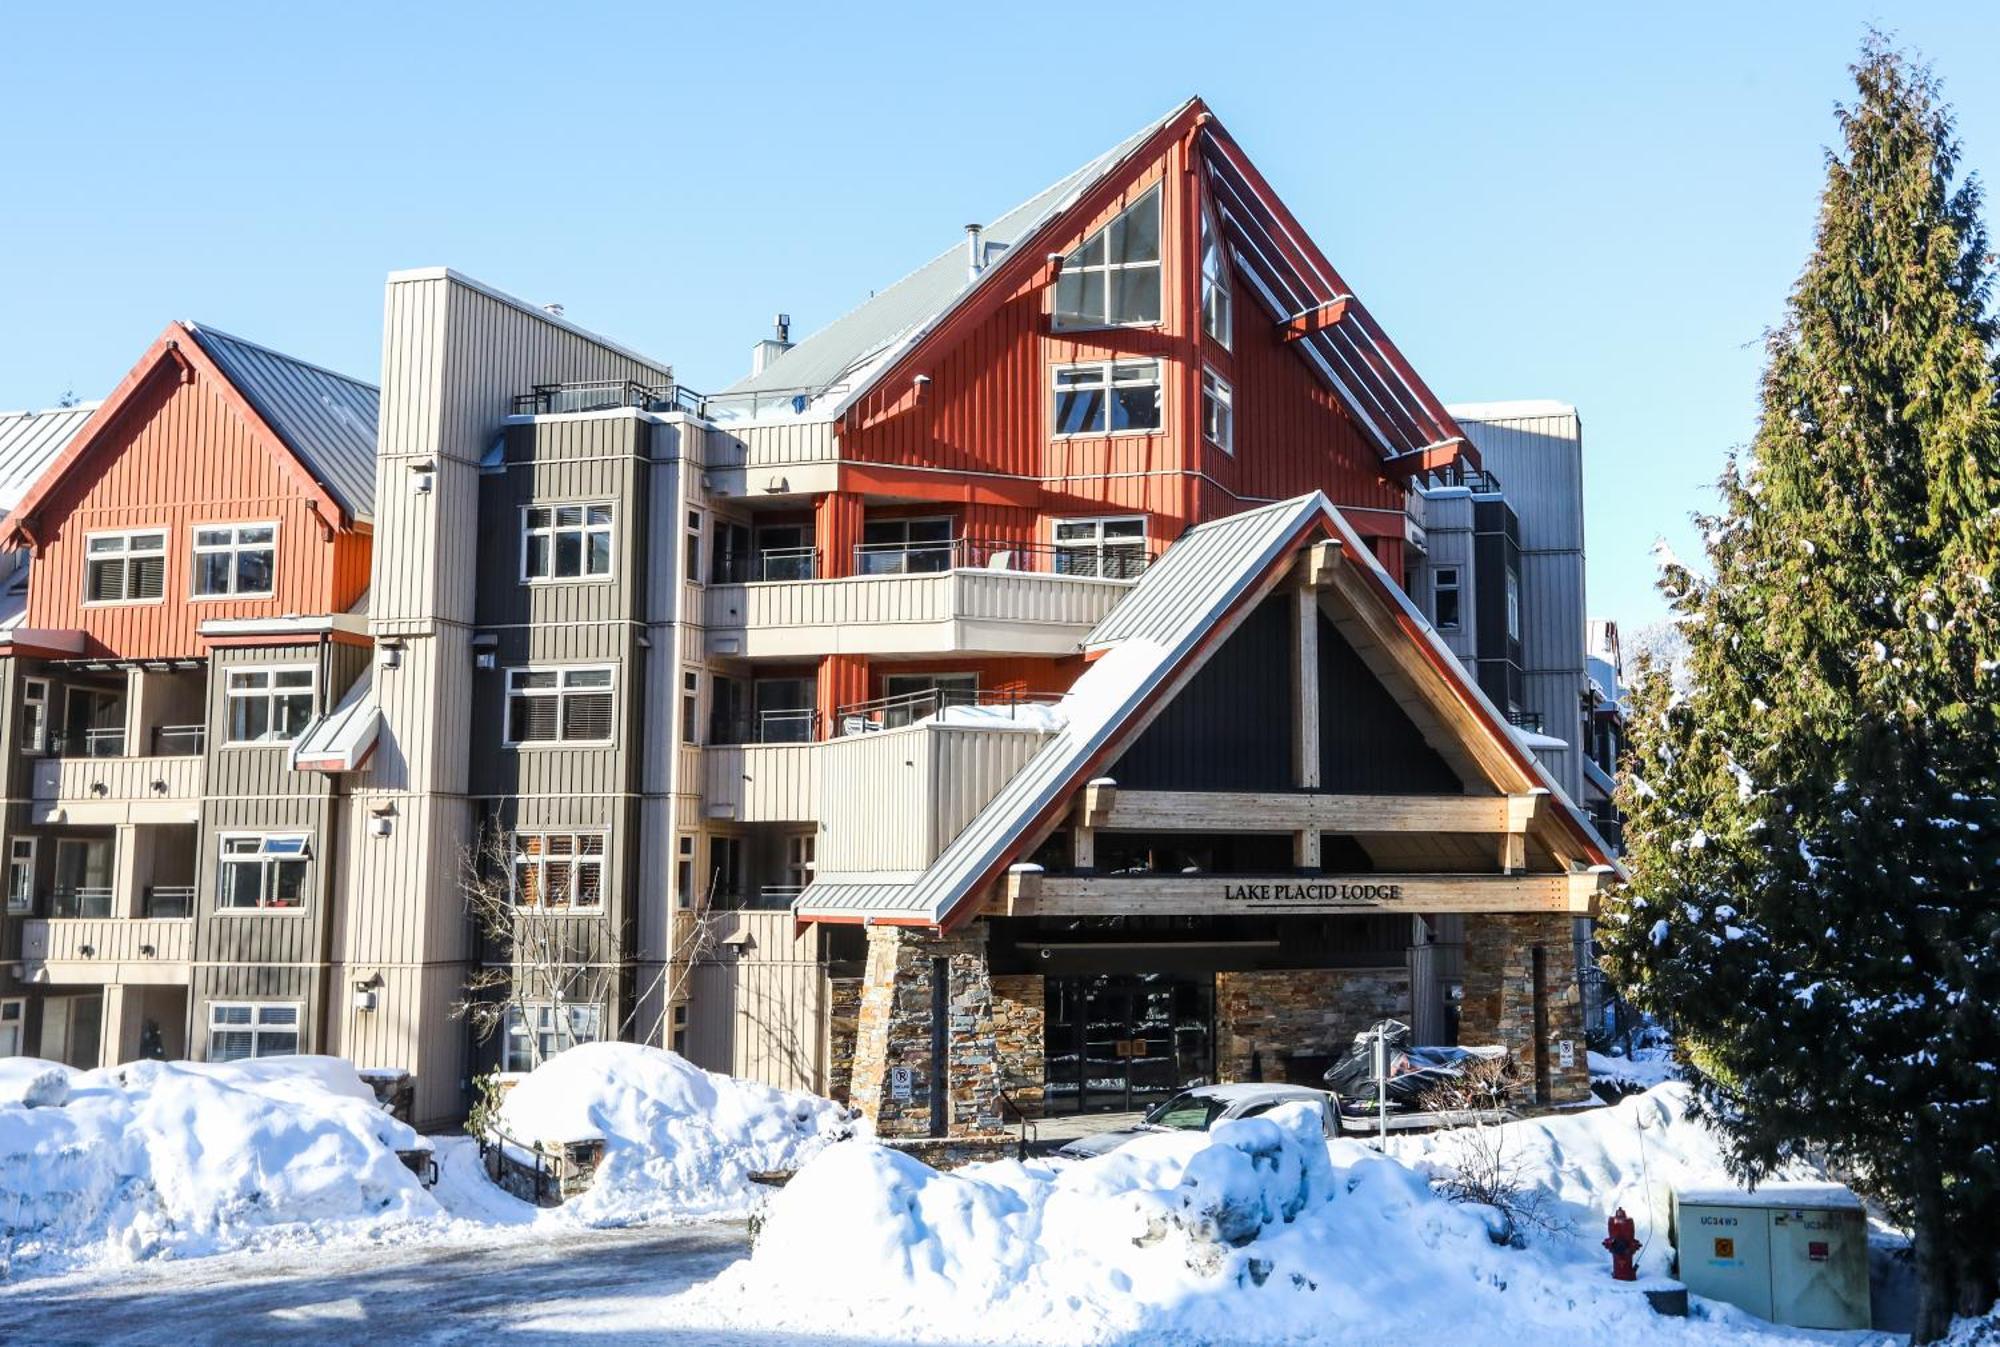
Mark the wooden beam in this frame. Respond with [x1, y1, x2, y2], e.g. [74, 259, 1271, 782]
[1095, 790, 1534, 835]
[1280, 296, 1351, 343]
[1305, 540, 1344, 589]
[1080, 779, 1116, 828]
[1292, 585, 1320, 789]
[987, 871, 1576, 917]
[1294, 828, 1321, 870]
[1072, 825, 1096, 871]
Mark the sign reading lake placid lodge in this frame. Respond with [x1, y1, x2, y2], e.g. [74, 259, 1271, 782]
[1221, 880, 1407, 906]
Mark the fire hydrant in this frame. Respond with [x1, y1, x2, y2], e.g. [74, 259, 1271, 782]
[1604, 1208, 1642, 1281]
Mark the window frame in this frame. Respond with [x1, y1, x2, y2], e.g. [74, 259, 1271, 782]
[19, 677, 48, 755]
[222, 664, 318, 747]
[81, 527, 169, 607]
[519, 502, 615, 585]
[1201, 366, 1234, 455]
[675, 833, 696, 909]
[1200, 204, 1233, 350]
[6, 836, 34, 915]
[501, 1001, 601, 1074]
[683, 510, 704, 585]
[679, 670, 700, 745]
[206, 1000, 302, 1061]
[1050, 516, 1149, 579]
[189, 521, 279, 600]
[503, 664, 617, 748]
[1433, 567, 1462, 631]
[1051, 183, 1164, 333]
[1050, 360, 1165, 440]
[510, 830, 608, 911]
[215, 832, 312, 913]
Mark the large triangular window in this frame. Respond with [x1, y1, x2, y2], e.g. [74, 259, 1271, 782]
[1200, 204, 1232, 349]
[1053, 184, 1162, 330]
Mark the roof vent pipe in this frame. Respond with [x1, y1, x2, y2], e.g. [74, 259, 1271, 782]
[751, 311, 795, 378]
[965, 224, 985, 281]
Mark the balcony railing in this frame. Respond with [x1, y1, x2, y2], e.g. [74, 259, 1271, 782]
[49, 885, 115, 919]
[712, 546, 819, 585]
[511, 379, 703, 417]
[834, 687, 1062, 737]
[755, 884, 804, 909]
[144, 885, 196, 919]
[47, 725, 205, 759]
[852, 537, 1154, 579]
[709, 708, 820, 746]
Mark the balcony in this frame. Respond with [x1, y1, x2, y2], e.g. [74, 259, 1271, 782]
[22, 887, 195, 987]
[705, 540, 1143, 660]
[31, 740, 205, 825]
[703, 741, 821, 823]
[832, 686, 1062, 737]
[511, 379, 699, 417]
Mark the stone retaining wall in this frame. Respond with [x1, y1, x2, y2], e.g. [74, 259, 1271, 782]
[1215, 967, 1409, 1084]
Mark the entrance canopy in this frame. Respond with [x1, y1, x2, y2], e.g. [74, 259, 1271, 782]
[795, 493, 1617, 930]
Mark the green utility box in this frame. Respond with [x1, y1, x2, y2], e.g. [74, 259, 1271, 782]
[1671, 1183, 1870, 1329]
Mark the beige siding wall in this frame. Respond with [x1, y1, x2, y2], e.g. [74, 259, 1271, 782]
[817, 723, 1052, 873]
[30, 755, 203, 822]
[702, 744, 819, 823]
[684, 910, 826, 1094]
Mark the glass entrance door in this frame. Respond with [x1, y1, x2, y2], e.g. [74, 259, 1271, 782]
[1044, 973, 1213, 1114]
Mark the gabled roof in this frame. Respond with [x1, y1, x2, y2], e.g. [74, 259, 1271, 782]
[5, 322, 378, 541]
[0, 403, 98, 514]
[714, 104, 1185, 417]
[183, 324, 378, 521]
[796, 494, 1614, 929]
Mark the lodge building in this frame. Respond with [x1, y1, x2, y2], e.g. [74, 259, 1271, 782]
[0, 98, 1615, 1130]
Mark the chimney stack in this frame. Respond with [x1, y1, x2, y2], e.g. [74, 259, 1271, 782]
[751, 311, 795, 377]
[966, 224, 985, 281]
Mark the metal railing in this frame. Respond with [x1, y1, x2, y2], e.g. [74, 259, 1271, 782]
[755, 884, 803, 909]
[852, 537, 1154, 579]
[49, 885, 115, 919]
[712, 546, 819, 585]
[834, 686, 1062, 737]
[144, 885, 196, 919]
[1506, 709, 1546, 734]
[510, 379, 702, 418]
[151, 725, 205, 756]
[710, 708, 820, 746]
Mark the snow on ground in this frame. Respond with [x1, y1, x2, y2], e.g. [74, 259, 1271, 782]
[491, 1041, 853, 1223]
[0, 1055, 436, 1273]
[1590, 1046, 1679, 1093]
[655, 1084, 1845, 1346]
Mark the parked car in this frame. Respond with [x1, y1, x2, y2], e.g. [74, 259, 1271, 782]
[1055, 1083, 1338, 1159]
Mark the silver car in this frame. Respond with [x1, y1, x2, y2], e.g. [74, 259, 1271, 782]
[1054, 1083, 1339, 1159]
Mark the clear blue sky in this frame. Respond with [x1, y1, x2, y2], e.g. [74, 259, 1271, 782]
[4, 3, 1997, 629]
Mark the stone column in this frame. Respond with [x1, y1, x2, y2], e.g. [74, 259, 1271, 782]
[848, 923, 1004, 1139]
[1460, 913, 1589, 1104]
[989, 973, 1044, 1119]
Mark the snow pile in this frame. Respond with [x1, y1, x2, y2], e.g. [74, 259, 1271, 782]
[0, 1056, 436, 1268]
[492, 1043, 851, 1223]
[1589, 1047, 1678, 1093]
[934, 701, 1068, 731]
[724, 1099, 1700, 1344]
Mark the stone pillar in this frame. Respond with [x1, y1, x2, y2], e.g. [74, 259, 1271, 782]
[848, 923, 1004, 1139]
[824, 975, 863, 1106]
[989, 973, 1044, 1119]
[1461, 913, 1589, 1104]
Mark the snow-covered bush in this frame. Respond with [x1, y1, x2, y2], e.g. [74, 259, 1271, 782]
[492, 1042, 851, 1223]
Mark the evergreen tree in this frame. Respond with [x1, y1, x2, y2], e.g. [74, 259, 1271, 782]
[1601, 37, 2000, 1342]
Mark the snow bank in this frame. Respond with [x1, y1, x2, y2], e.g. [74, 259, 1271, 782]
[492, 1043, 851, 1222]
[1589, 1047, 1678, 1092]
[725, 1099, 1703, 1345]
[0, 1056, 436, 1269]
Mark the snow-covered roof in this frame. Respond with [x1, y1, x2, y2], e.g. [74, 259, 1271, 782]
[709, 103, 1186, 422]
[292, 666, 380, 773]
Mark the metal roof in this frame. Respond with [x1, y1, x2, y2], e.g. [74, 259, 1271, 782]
[0, 404, 97, 514]
[713, 104, 1186, 416]
[185, 323, 378, 523]
[796, 495, 1328, 925]
[292, 665, 381, 773]
[796, 492, 1617, 927]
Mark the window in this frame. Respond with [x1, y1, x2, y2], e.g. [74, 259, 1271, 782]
[207, 1002, 301, 1061]
[217, 834, 309, 910]
[1053, 518, 1148, 579]
[6, 838, 33, 915]
[512, 832, 606, 909]
[679, 670, 699, 744]
[192, 523, 276, 597]
[1053, 361, 1162, 437]
[857, 518, 953, 574]
[709, 835, 744, 906]
[785, 832, 815, 891]
[670, 1003, 688, 1056]
[675, 834, 696, 909]
[683, 510, 703, 584]
[1053, 184, 1162, 329]
[880, 673, 975, 728]
[225, 667, 316, 744]
[19, 678, 47, 755]
[1505, 566, 1522, 643]
[1433, 568, 1461, 630]
[1200, 207, 1232, 348]
[502, 1003, 602, 1073]
[1202, 368, 1234, 455]
[0, 998, 21, 1057]
[522, 504, 613, 581]
[84, 530, 166, 604]
[506, 667, 615, 745]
